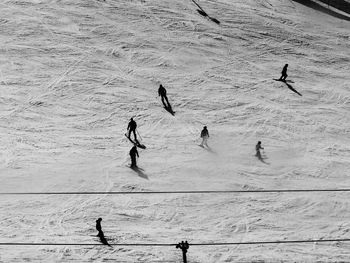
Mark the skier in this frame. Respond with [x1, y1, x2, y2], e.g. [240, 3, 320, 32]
[176, 241, 189, 263]
[200, 126, 209, 147]
[279, 64, 288, 81]
[127, 118, 137, 140]
[129, 143, 139, 168]
[158, 84, 171, 109]
[96, 218, 102, 235]
[255, 141, 264, 159]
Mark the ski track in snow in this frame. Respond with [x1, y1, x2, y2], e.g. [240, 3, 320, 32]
[0, 0, 349, 262]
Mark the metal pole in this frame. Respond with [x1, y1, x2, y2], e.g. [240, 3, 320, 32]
[136, 129, 143, 140]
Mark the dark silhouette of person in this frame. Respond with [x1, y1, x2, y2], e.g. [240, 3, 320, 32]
[98, 230, 111, 247]
[96, 218, 102, 235]
[279, 64, 288, 81]
[200, 126, 209, 147]
[127, 118, 137, 140]
[158, 84, 171, 109]
[255, 141, 264, 159]
[129, 143, 139, 168]
[176, 241, 189, 263]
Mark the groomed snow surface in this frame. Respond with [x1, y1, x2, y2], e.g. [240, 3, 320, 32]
[0, 0, 349, 262]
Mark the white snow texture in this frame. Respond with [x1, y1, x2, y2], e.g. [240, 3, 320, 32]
[0, 0, 349, 262]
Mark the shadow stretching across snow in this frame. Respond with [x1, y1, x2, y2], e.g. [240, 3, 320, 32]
[285, 82, 302, 97]
[130, 166, 149, 180]
[164, 105, 175, 116]
[199, 145, 217, 154]
[317, 0, 350, 14]
[274, 79, 302, 96]
[256, 154, 270, 165]
[292, 0, 350, 21]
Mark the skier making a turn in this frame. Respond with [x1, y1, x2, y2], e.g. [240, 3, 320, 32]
[200, 126, 209, 147]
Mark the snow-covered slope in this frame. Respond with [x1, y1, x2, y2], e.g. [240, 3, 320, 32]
[0, 0, 349, 261]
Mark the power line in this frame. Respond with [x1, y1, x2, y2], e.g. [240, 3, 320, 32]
[0, 238, 349, 246]
[0, 243, 174, 246]
[1, 188, 350, 195]
[190, 238, 350, 246]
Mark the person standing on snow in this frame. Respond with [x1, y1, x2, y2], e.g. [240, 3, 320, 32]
[127, 118, 137, 140]
[255, 141, 264, 159]
[129, 143, 139, 168]
[158, 84, 171, 109]
[279, 64, 288, 81]
[200, 126, 209, 147]
[96, 218, 103, 235]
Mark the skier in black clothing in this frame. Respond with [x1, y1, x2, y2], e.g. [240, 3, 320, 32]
[129, 143, 139, 168]
[255, 141, 264, 159]
[200, 126, 209, 147]
[279, 64, 288, 81]
[176, 241, 189, 263]
[96, 218, 102, 235]
[158, 84, 171, 109]
[127, 118, 137, 140]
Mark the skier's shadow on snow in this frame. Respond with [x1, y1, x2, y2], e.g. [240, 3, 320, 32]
[131, 166, 149, 180]
[285, 82, 302, 97]
[274, 79, 302, 96]
[199, 145, 216, 154]
[205, 146, 216, 154]
[164, 104, 175, 116]
[256, 154, 270, 165]
[292, 0, 350, 21]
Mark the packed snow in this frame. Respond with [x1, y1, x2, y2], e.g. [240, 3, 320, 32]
[0, 0, 349, 262]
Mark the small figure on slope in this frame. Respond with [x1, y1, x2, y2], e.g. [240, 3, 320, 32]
[158, 84, 173, 113]
[176, 241, 190, 263]
[129, 143, 139, 168]
[96, 218, 102, 236]
[200, 126, 209, 147]
[255, 141, 264, 159]
[279, 64, 288, 82]
[127, 118, 137, 140]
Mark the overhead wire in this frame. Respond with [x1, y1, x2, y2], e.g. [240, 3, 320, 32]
[0, 238, 349, 246]
[1, 188, 350, 195]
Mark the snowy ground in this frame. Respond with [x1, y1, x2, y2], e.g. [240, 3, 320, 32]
[0, 0, 349, 262]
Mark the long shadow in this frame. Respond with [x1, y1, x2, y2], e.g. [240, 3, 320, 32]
[164, 104, 175, 116]
[205, 146, 217, 154]
[285, 82, 302, 97]
[256, 154, 270, 165]
[274, 79, 302, 96]
[130, 166, 149, 180]
[317, 0, 350, 14]
[191, 0, 220, 24]
[198, 145, 217, 154]
[97, 230, 112, 247]
[292, 0, 350, 21]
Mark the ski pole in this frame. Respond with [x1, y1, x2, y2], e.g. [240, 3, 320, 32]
[136, 129, 143, 140]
